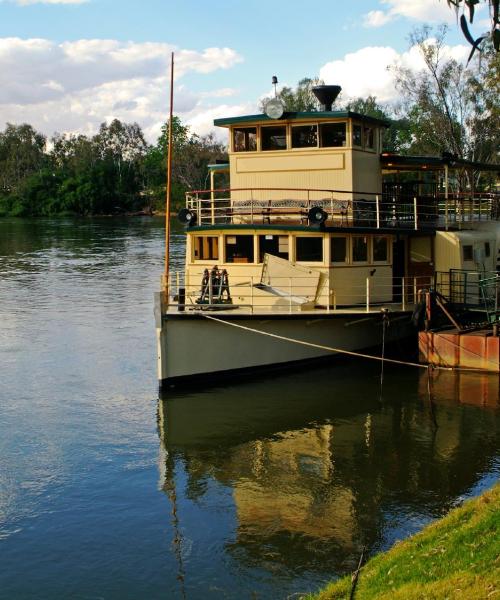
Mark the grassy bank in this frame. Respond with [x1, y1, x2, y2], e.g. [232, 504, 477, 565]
[304, 483, 500, 600]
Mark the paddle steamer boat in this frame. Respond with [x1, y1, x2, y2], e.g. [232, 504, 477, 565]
[155, 85, 500, 386]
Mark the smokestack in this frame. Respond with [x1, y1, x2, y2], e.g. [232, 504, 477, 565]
[312, 85, 342, 111]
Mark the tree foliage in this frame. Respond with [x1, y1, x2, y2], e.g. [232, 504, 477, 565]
[391, 26, 499, 189]
[0, 118, 227, 217]
[260, 77, 325, 112]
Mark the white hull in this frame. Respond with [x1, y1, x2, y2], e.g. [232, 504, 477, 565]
[155, 299, 414, 386]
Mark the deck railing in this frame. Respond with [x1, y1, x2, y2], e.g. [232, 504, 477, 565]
[165, 271, 433, 315]
[185, 187, 500, 230]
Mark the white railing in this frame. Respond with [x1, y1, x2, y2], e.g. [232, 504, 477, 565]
[164, 271, 433, 315]
[185, 188, 500, 230]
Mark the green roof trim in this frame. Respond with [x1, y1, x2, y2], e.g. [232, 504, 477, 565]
[207, 163, 229, 171]
[214, 111, 390, 128]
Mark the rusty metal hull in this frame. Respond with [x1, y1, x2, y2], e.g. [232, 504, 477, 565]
[419, 329, 500, 372]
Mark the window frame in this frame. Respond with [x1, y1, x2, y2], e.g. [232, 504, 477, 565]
[319, 121, 347, 148]
[224, 234, 255, 264]
[351, 235, 369, 264]
[330, 235, 349, 265]
[291, 124, 318, 150]
[192, 235, 220, 262]
[261, 124, 288, 151]
[232, 126, 258, 153]
[295, 235, 325, 264]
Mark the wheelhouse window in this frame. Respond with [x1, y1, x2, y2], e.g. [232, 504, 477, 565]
[258, 235, 289, 262]
[364, 126, 375, 149]
[296, 236, 323, 262]
[261, 126, 287, 151]
[373, 236, 388, 262]
[225, 235, 254, 263]
[330, 237, 348, 263]
[352, 124, 363, 147]
[193, 236, 219, 261]
[233, 127, 257, 152]
[320, 122, 346, 147]
[291, 125, 317, 148]
[352, 236, 368, 262]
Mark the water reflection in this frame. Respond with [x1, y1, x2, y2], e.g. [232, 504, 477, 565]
[158, 364, 499, 583]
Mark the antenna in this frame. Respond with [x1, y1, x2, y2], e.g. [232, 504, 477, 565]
[272, 75, 278, 98]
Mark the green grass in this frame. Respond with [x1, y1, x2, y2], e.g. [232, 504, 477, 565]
[304, 483, 500, 600]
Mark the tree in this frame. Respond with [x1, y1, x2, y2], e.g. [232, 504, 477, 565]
[260, 77, 325, 112]
[391, 26, 499, 187]
[145, 117, 228, 211]
[0, 124, 47, 196]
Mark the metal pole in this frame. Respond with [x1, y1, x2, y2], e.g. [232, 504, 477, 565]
[366, 278, 370, 313]
[376, 194, 380, 229]
[402, 276, 406, 310]
[444, 164, 449, 230]
[164, 52, 174, 297]
[289, 278, 293, 314]
[413, 196, 418, 230]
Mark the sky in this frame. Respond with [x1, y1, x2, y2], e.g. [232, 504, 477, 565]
[0, 0, 489, 143]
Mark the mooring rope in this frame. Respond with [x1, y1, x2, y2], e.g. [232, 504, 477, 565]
[201, 314, 496, 374]
[202, 314, 430, 370]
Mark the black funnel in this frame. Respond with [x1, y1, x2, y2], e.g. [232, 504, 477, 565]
[312, 85, 342, 111]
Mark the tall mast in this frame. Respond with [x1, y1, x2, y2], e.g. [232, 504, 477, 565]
[164, 52, 174, 295]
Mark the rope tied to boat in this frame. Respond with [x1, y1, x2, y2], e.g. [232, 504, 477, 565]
[201, 314, 494, 374]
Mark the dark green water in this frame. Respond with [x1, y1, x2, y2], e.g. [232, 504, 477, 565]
[0, 217, 499, 600]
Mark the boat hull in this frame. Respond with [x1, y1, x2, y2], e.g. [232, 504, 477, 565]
[155, 296, 415, 387]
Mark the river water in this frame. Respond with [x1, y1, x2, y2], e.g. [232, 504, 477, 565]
[0, 217, 499, 600]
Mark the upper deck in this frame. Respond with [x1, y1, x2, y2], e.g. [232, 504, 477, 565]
[184, 186, 500, 232]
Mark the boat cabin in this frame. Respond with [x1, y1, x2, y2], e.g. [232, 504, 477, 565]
[175, 86, 500, 314]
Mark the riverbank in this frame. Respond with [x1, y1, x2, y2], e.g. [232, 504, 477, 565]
[305, 482, 500, 600]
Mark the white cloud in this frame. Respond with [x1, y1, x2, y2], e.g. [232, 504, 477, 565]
[319, 40, 469, 104]
[363, 0, 456, 28]
[363, 10, 394, 28]
[0, 37, 243, 142]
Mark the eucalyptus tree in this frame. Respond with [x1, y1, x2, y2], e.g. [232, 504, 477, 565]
[392, 26, 499, 188]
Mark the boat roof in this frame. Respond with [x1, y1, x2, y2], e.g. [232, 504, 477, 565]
[214, 111, 390, 128]
[381, 153, 500, 173]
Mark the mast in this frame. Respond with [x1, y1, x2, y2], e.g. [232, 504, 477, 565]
[164, 52, 174, 295]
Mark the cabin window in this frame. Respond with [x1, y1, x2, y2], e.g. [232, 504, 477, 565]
[319, 122, 346, 147]
[258, 235, 289, 262]
[296, 236, 323, 262]
[364, 126, 375, 149]
[261, 126, 287, 151]
[225, 235, 254, 263]
[352, 236, 368, 262]
[463, 245, 473, 261]
[485, 242, 491, 257]
[233, 127, 257, 152]
[291, 125, 317, 148]
[330, 237, 348, 263]
[373, 236, 388, 262]
[353, 124, 363, 147]
[193, 236, 219, 261]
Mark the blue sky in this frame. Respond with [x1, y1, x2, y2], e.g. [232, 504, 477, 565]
[0, 0, 481, 141]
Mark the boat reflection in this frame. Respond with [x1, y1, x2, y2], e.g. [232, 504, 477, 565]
[158, 364, 500, 574]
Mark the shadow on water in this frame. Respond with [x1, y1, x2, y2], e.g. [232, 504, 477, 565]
[158, 362, 499, 588]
